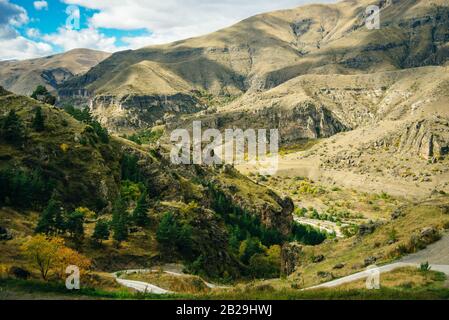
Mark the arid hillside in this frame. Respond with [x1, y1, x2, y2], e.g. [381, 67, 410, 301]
[56, 0, 449, 132]
[0, 49, 111, 96]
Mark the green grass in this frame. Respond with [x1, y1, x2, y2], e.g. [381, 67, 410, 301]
[0, 278, 191, 300]
[2, 278, 449, 300]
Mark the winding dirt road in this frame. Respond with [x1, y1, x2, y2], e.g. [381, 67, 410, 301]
[307, 234, 449, 290]
[113, 264, 228, 293]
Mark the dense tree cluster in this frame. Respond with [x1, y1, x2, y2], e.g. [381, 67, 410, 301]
[120, 154, 143, 183]
[156, 212, 193, 258]
[64, 105, 109, 143]
[0, 168, 54, 209]
[31, 86, 56, 105]
[208, 184, 326, 279]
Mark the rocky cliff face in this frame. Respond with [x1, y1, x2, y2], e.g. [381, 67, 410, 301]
[168, 100, 348, 146]
[398, 118, 449, 160]
[89, 93, 203, 132]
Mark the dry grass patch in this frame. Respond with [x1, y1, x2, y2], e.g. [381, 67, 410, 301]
[124, 271, 210, 294]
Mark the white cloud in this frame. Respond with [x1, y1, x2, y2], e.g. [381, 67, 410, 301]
[0, 0, 47, 60]
[0, 36, 53, 60]
[43, 27, 119, 52]
[62, 0, 336, 45]
[26, 28, 40, 38]
[1, 0, 337, 60]
[0, 0, 28, 27]
[33, 1, 48, 11]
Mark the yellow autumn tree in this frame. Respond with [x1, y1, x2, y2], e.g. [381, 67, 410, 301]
[54, 246, 91, 279]
[21, 235, 91, 280]
[21, 235, 65, 280]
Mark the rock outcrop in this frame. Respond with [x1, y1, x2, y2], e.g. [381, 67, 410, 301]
[281, 242, 304, 276]
[398, 118, 449, 160]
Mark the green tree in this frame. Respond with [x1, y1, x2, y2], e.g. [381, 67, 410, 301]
[1, 110, 25, 144]
[156, 212, 193, 257]
[91, 121, 109, 143]
[32, 106, 45, 132]
[239, 237, 265, 265]
[65, 210, 85, 244]
[35, 196, 65, 235]
[132, 189, 150, 227]
[111, 197, 128, 244]
[31, 85, 48, 99]
[92, 219, 110, 245]
[31, 86, 56, 105]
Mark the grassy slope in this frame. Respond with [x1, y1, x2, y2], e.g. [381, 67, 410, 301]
[0, 88, 297, 282]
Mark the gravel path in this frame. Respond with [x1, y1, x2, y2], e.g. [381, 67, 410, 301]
[307, 234, 449, 290]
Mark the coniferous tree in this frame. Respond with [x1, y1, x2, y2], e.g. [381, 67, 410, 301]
[132, 189, 150, 227]
[111, 197, 128, 244]
[156, 212, 193, 257]
[32, 107, 45, 132]
[1, 110, 25, 144]
[92, 219, 110, 245]
[31, 85, 48, 100]
[35, 196, 65, 235]
[31, 86, 56, 105]
[65, 210, 85, 244]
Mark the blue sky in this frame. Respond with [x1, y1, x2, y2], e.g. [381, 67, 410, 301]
[0, 0, 335, 60]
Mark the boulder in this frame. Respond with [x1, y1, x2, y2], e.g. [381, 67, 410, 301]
[333, 263, 345, 269]
[364, 256, 377, 267]
[439, 205, 449, 215]
[317, 271, 334, 280]
[312, 254, 325, 263]
[391, 208, 405, 220]
[419, 227, 440, 243]
[358, 221, 381, 236]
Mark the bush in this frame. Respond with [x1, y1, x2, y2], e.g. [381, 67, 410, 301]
[341, 224, 359, 238]
[248, 254, 279, 279]
[420, 261, 431, 272]
[124, 129, 164, 145]
[9, 266, 31, 280]
[239, 238, 266, 265]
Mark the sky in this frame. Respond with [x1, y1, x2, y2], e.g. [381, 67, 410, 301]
[0, 0, 336, 61]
